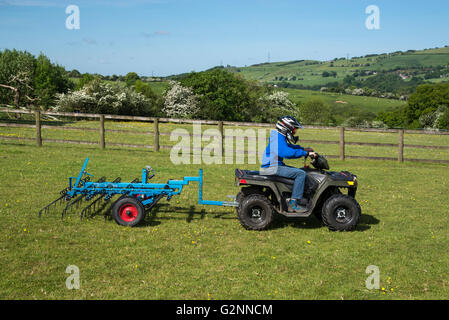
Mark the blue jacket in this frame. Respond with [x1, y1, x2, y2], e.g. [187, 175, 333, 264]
[261, 130, 308, 168]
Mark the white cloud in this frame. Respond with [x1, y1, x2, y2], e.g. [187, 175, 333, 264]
[83, 38, 97, 45]
[142, 30, 170, 38]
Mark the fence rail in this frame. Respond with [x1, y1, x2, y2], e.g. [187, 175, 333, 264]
[0, 108, 448, 164]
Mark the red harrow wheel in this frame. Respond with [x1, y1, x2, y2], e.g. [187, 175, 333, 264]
[111, 197, 145, 227]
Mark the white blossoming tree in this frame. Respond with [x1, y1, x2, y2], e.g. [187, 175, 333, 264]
[254, 90, 297, 122]
[162, 81, 199, 119]
[56, 79, 152, 116]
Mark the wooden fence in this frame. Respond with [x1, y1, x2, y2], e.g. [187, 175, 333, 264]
[0, 108, 448, 164]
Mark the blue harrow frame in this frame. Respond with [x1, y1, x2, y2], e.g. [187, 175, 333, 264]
[39, 158, 238, 224]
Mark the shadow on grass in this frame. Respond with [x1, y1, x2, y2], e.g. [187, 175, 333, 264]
[270, 213, 379, 232]
[270, 216, 323, 230]
[79, 200, 379, 232]
[355, 213, 380, 232]
[139, 203, 232, 227]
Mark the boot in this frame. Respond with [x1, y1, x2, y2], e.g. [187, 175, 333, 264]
[288, 198, 308, 213]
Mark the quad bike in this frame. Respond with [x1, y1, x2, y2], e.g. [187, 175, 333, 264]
[234, 153, 361, 231]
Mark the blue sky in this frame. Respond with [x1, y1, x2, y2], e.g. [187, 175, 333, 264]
[0, 0, 448, 76]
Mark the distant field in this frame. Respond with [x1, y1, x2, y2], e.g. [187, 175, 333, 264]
[147, 81, 170, 95]
[281, 88, 405, 114]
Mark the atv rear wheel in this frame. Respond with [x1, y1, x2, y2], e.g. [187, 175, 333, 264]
[235, 191, 244, 215]
[238, 194, 274, 231]
[322, 194, 361, 231]
[111, 196, 145, 227]
[235, 187, 265, 215]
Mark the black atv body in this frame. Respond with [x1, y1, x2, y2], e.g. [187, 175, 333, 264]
[234, 154, 361, 231]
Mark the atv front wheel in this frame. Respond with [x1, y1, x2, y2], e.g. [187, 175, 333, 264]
[238, 194, 274, 231]
[313, 187, 341, 222]
[322, 194, 361, 231]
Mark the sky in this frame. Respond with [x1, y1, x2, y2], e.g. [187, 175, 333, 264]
[0, 0, 448, 76]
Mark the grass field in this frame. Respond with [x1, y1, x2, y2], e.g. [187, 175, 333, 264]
[281, 88, 405, 114]
[1, 120, 449, 300]
[234, 46, 449, 86]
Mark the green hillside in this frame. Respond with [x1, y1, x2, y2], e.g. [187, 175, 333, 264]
[282, 88, 405, 114]
[230, 46, 449, 88]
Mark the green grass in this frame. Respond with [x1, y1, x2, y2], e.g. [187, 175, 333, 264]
[147, 81, 170, 95]
[281, 88, 405, 114]
[1, 122, 449, 300]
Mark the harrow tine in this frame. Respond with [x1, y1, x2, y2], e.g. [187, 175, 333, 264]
[38, 193, 67, 218]
[80, 195, 104, 220]
[41, 175, 95, 218]
[79, 176, 122, 219]
[62, 195, 85, 219]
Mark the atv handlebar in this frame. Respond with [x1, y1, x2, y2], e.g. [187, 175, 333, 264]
[305, 149, 317, 159]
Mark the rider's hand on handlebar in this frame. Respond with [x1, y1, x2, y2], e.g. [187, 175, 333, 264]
[308, 151, 317, 159]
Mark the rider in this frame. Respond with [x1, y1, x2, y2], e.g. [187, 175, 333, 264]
[261, 115, 316, 212]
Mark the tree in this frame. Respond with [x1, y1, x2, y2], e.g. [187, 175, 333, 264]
[376, 106, 407, 128]
[68, 69, 81, 78]
[437, 107, 449, 129]
[134, 80, 164, 116]
[75, 73, 96, 90]
[298, 98, 332, 125]
[178, 68, 268, 121]
[56, 79, 152, 116]
[162, 81, 199, 118]
[0, 50, 73, 110]
[404, 83, 449, 127]
[124, 72, 140, 87]
[0, 49, 36, 108]
[33, 54, 74, 109]
[254, 91, 297, 123]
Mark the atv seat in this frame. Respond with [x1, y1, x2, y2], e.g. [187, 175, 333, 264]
[235, 169, 295, 185]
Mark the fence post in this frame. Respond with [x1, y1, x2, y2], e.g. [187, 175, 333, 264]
[99, 114, 105, 149]
[154, 118, 160, 152]
[35, 110, 42, 147]
[218, 121, 224, 156]
[398, 129, 404, 162]
[339, 127, 345, 161]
